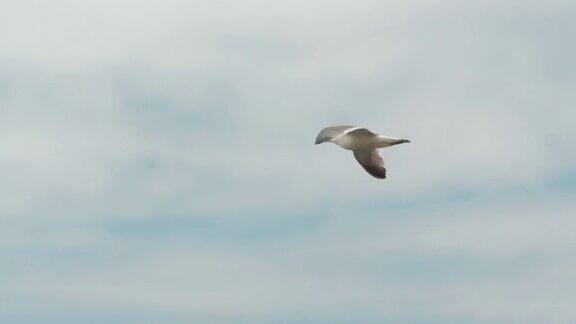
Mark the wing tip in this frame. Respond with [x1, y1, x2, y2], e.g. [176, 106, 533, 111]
[365, 165, 387, 179]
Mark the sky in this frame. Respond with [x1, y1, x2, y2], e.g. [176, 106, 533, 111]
[1, 0, 576, 323]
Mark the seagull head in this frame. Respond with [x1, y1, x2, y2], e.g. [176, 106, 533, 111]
[315, 132, 331, 145]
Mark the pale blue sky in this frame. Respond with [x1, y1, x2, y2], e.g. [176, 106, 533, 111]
[1, 0, 575, 323]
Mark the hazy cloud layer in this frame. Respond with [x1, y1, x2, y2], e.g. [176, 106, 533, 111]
[1, 0, 575, 323]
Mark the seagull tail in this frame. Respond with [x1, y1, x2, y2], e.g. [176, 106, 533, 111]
[392, 139, 411, 145]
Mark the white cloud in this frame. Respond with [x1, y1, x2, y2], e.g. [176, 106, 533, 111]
[21, 193, 573, 323]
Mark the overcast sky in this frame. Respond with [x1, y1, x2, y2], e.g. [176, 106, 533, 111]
[1, 0, 576, 323]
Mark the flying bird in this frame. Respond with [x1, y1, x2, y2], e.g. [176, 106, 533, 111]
[315, 126, 410, 179]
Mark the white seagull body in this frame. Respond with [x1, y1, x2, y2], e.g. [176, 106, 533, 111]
[315, 126, 410, 179]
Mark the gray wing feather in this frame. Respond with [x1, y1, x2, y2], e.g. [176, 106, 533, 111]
[347, 128, 376, 137]
[353, 150, 386, 179]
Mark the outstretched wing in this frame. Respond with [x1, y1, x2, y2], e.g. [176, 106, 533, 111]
[353, 149, 386, 179]
[347, 128, 376, 137]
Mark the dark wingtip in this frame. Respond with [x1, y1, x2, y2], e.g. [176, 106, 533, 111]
[365, 165, 387, 179]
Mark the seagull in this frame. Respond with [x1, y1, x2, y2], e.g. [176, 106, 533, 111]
[315, 126, 410, 179]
